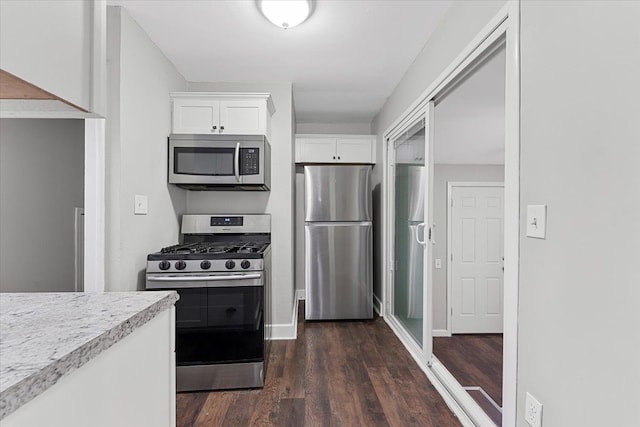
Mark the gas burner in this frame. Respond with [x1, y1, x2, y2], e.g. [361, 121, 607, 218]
[160, 243, 196, 254]
[149, 241, 269, 261]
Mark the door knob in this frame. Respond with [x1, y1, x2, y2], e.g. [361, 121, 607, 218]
[220, 126, 225, 132]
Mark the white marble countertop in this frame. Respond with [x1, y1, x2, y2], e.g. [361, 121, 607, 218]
[0, 291, 178, 419]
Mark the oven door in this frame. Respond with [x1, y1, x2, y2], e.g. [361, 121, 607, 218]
[147, 272, 264, 365]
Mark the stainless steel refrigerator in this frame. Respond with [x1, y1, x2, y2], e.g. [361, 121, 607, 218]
[304, 165, 373, 320]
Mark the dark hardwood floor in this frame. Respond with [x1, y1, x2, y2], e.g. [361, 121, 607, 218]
[433, 334, 503, 407]
[177, 303, 460, 426]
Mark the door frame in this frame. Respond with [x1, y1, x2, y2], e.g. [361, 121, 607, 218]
[74, 207, 85, 292]
[381, 2, 520, 425]
[447, 182, 505, 336]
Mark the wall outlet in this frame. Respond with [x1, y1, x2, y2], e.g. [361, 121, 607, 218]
[435, 258, 442, 269]
[525, 392, 543, 427]
[134, 194, 148, 215]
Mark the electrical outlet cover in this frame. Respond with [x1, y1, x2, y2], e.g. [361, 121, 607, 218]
[525, 392, 543, 427]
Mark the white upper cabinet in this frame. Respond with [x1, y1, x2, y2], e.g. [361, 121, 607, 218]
[172, 98, 220, 134]
[171, 92, 275, 137]
[296, 137, 336, 163]
[296, 134, 376, 164]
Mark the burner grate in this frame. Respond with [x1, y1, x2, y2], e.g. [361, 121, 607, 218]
[159, 242, 268, 255]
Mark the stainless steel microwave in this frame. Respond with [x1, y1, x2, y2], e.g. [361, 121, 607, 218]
[168, 134, 271, 190]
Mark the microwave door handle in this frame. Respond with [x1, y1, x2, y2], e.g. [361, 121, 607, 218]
[234, 142, 241, 182]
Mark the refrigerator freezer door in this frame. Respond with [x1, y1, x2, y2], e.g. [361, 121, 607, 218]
[305, 222, 373, 320]
[304, 165, 372, 222]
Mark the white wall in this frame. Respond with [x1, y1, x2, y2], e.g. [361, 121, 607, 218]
[0, 119, 84, 292]
[0, 0, 94, 111]
[371, 0, 507, 300]
[106, 7, 187, 291]
[186, 81, 295, 328]
[296, 122, 371, 135]
[431, 164, 504, 331]
[516, 2, 640, 426]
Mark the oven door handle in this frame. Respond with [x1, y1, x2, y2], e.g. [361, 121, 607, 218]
[148, 273, 261, 282]
[234, 142, 241, 182]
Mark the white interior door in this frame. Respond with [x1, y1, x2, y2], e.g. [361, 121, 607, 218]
[450, 185, 504, 333]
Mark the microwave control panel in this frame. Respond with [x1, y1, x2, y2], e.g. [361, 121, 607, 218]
[240, 148, 260, 175]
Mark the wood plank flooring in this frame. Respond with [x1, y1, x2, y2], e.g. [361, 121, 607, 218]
[177, 303, 460, 426]
[432, 334, 503, 407]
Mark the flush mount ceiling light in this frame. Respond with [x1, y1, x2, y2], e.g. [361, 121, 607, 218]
[257, 0, 313, 30]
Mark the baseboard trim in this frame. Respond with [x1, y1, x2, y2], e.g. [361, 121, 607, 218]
[373, 293, 382, 316]
[432, 329, 451, 337]
[267, 296, 300, 340]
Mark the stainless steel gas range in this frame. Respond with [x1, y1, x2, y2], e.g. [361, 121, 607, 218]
[145, 214, 271, 392]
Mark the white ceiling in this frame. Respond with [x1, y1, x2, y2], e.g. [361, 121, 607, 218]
[434, 46, 506, 165]
[107, 0, 452, 125]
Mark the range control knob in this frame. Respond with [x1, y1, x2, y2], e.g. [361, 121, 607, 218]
[241, 260, 251, 270]
[200, 260, 211, 270]
[159, 261, 171, 271]
[225, 260, 236, 270]
[175, 261, 187, 270]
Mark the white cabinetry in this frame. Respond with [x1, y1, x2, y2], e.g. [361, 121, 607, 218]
[295, 134, 376, 164]
[171, 92, 275, 138]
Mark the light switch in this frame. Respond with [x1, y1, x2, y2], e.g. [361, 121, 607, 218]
[134, 194, 148, 215]
[435, 258, 442, 269]
[526, 205, 546, 239]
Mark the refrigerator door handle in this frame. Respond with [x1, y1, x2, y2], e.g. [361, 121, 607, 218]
[415, 222, 426, 246]
[305, 221, 371, 227]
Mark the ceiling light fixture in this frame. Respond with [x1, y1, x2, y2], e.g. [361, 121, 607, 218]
[257, 0, 313, 30]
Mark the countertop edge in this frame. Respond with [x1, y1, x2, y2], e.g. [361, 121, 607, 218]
[0, 291, 178, 420]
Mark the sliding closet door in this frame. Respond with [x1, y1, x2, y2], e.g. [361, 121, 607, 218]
[391, 118, 426, 346]
[388, 101, 434, 359]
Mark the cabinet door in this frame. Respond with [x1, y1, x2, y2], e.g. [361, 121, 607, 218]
[172, 98, 219, 134]
[336, 137, 374, 163]
[219, 100, 266, 135]
[298, 138, 337, 163]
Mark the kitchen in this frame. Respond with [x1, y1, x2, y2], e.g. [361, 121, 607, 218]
[1, 1, 639, 427]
